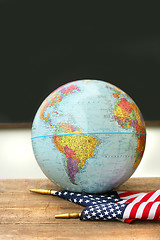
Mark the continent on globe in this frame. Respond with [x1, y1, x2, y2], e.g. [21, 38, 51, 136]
[40, 83, 80, 126]
[112, 90, 146, 168]
[53, 123, 99, 184]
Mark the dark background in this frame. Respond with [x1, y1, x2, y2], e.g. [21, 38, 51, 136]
[0, 1, 160, 123]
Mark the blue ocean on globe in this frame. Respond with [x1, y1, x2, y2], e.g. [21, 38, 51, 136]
[31, 80, 146, 193]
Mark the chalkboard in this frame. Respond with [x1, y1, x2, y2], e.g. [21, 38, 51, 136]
[0, 1, 160, 123]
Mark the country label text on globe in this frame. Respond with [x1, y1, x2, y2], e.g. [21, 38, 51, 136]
[31, 80, 146, 193]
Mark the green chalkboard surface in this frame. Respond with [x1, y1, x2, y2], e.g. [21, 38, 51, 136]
[0, 1, 160, 123]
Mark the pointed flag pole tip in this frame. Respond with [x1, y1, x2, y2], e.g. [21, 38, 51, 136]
[55, 213, 80, 219]
[30, 189, 57, 195]
[29, 189, 53, 195]
[29, 189, 51, 194]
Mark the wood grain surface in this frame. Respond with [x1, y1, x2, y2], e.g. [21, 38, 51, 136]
[0, 178, 160, 240]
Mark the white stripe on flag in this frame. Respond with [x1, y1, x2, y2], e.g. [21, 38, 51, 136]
[147, 190, 160, 202]
[117, 191, 125, 194]
[147, 202, 160, 219]
[131, 193, 147, 204]
[123, 203, 134, 219]
[122, 193, 142, 200]
[135, 202, 149, 219]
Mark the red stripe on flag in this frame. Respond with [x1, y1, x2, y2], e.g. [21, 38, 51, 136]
[139, 191, 156, 203]
[129, 202, 142, 219]
[124, 197, 137, 203]
[153, 195, 160, 202]
[154, 204, 160, 219]
[141, 202, 153, 219]
[124, 218, 135, 223]
[118, 192, 139, 198]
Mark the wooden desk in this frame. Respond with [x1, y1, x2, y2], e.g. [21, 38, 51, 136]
[0, 178, 160, 239]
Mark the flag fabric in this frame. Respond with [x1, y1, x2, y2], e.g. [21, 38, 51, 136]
[54, 189, 160, 223]
[118, 189, 160, 203]
[118, 189, 160, 222]
[80, 202, 130, 221]
[55, 190, 121, 207]
[80, 202, 160, 223]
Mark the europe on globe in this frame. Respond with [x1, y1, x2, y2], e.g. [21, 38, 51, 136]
[31, 80, 146, 193]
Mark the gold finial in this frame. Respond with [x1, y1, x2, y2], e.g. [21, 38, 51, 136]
[29, 189, 57, 195]
[55, 212, 80, 219]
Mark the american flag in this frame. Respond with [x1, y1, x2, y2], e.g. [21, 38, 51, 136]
[118, 189, 160, 203]
[80, 201, 160, 222]
[80, 202, 130, 221]
[54, 189, 160, 223]
[55, 190, 120, 207]
[118, 189, 160, 222]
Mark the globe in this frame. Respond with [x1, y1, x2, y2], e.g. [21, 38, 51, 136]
[31, 80, 146, 193]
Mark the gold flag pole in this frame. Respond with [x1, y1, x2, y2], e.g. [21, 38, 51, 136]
[29, 189, 81, 219]
[29, 189, 57, 195]
[55, 213, 81, 219]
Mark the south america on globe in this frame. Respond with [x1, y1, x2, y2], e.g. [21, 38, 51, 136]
[31, 80, 146, 193]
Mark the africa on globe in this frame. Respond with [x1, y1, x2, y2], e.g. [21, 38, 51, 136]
[31, 80, 146, 193]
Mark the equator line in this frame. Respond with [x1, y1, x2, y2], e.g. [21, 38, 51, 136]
[32, 132, 146, 140]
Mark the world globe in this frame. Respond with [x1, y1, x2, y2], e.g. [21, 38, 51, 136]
[31, 80, 146, 193]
